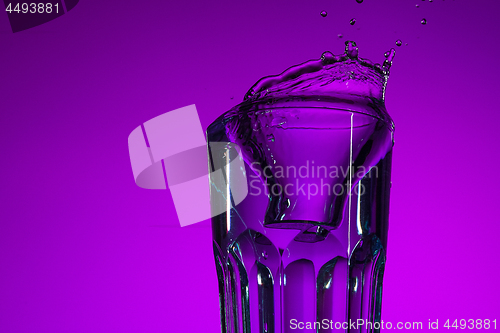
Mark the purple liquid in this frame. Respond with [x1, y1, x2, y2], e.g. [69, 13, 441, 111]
[208, 42, 395, 333]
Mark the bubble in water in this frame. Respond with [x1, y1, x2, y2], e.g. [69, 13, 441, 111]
[271, 117, 287, 127]
[396, 40, 402, 47]
[267, 134, 275, 142]
[356, 0, 363, 3]
[262, 251, 268, 259]
[253, 121, 261, 132]
[320, 11, 327, 17]
[421, 18, 427, 25]
[350, 18, 356, 25]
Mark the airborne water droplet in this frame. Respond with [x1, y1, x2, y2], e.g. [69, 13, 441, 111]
[338, 33, 343, 38]
[350, 18, 356, 25]
[267, 134, 275, 142]
[416, 4, 419, 7]
[421, 18, 427, 25]
[320, 11, 327, 17]
[356, 0, 363, 3]
[262, 251, 268, 259]
[396, 40, 402, 47]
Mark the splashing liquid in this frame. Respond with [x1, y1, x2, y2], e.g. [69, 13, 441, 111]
[208, 42, 395, 333]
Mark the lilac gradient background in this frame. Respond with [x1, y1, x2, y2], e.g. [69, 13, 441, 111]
[1, 0, 499, 332]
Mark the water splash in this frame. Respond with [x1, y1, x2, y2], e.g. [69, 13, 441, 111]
[320, 11, 327, 17]
[243, 41, 395, 102]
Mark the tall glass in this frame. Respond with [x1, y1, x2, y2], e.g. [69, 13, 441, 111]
[207, 42, 395, 333]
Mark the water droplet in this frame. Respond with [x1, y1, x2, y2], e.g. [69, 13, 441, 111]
[320, 11, 327, 17]
[356, 0, 363, 3]
[382, 48, 396, 72]
[337, 33, 343, 38]
[429, 0, 433, 2]
[350, 18, 356, 25]
[262, 251, 268, 259]
[416, 4, 419, 7]
[345, 41, 358, 58]
[421, 18, 427, 25]
[321, 51, 335, 64]
[396, 40, 402, 47]
[405, 43, 408, 46]
[267, 134, 275, 142]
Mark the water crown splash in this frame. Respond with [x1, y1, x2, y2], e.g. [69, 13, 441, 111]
[244, 41, 396, 103]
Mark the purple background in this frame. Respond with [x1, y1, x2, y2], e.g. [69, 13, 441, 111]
[1, 0, 499, 331]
